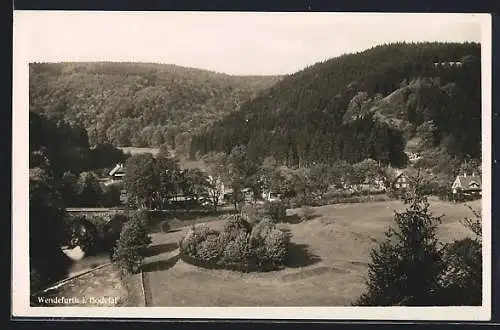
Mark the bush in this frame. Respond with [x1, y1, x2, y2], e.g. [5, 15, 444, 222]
[249, 219, 288, 268]
[134, 209, 151, 227]
[437, 207, 482, 305]
[223, 214, 252, 235]
[112, 216, 152, 274]
[263, 200, 287, 222]
[220, 231, 250, 263]
[240, 204, 266, 224]
[179, 216, 290, 272]
[262, 228, 289, 267]
[196, 233, 224, 262]
[179, 225, 219, 257]
[437, 237, 482, 305]
[249, 217, 275, 240]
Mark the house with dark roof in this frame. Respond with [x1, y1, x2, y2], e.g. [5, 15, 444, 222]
[451, 173, 481, 194]
[391, 169, 413, 191]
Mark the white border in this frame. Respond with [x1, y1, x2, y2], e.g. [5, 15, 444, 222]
[12, 11, 492, 320]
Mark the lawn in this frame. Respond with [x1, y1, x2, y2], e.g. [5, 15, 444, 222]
[141, 198, 481, 306]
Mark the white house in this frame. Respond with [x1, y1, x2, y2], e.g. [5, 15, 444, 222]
[261, 191, 281, 202]
[109, 163, 125, 180]
[452, 173, 481, 194]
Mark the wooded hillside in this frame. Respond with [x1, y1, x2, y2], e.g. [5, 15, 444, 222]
[29, 62, 281, 151]
[191, 42, 481, 172]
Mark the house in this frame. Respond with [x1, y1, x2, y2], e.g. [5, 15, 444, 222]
[393, 170, 411, 190]
[452, 173, 481, 194]
[109, 163, 125, 180]
[262, 190, 281, 202]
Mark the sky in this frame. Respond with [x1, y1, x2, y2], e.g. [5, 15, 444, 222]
[14, 11, 485, 75]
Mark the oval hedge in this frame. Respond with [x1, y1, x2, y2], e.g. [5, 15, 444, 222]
[179, 215, 289, 272]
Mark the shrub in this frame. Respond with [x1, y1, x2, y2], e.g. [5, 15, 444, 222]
[249, 219, 288, 268]
[179, 215, 290, 272]
[179, 229, 197, 256]
[112, 216, 152, 274]
[133, 209, 151, 227]
[220, 231, 250, 264]
[262, 228, 289, 267]
[179, 225, 219, 257]
[240, 204, 266, 224]
[223, 214, 252, 235]
[250, 217, 276, 240]
[438, 237, 482, 305]
[263, 200, 287, 222]
[437, 207, 482, 305]
[196, 233, 223, 262]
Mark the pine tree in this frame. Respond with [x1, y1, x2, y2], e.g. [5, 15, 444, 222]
[355, 177, 445, 306]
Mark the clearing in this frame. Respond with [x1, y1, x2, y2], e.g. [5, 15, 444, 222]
[141, 198, 481, 306]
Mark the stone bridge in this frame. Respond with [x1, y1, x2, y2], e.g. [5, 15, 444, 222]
[65, 208, 127, 222]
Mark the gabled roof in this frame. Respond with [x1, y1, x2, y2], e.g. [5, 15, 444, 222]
[455, 175, 482, 190]
[109, 163, 124, 176]
[393, 169, 411, 182]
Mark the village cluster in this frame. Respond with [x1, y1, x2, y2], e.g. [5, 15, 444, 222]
[103, 156, 482, 210]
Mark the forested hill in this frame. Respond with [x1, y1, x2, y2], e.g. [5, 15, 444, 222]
[29, 62, 281, 151]
[191, 42, 481, 171]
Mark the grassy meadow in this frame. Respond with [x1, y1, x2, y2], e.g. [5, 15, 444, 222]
[140, 198, 481, 306]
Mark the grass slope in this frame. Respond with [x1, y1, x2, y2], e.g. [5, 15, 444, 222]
[141, 198, 480, 306]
